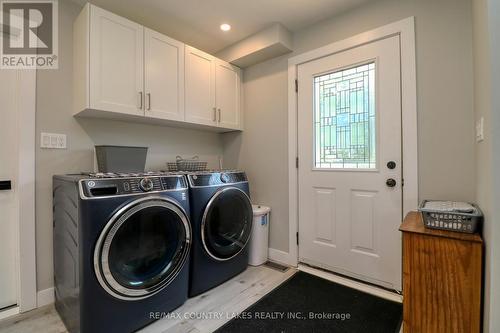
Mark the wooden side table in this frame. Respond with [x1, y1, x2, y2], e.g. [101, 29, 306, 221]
[399, 212, 483, 333]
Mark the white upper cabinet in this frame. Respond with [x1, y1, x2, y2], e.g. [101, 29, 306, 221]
[185, 46, 217, 126]
[144, 28, 185, 121]
[74, 4, 241, 132]
[88, 5, 144, 116]
[215, 60, 241, 130]
[185, 47, 242, 130]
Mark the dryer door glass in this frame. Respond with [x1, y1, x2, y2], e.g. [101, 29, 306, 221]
[95, 198, 191, 299]
[202, 187, 253, 260]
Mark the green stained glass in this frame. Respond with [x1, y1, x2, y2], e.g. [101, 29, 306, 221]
[313, 62, 376, 169]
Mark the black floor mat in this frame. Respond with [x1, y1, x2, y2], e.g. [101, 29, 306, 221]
[216, 271, 402, 333]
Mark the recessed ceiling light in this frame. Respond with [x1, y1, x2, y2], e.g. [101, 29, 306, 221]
[220, 23, 231, 32]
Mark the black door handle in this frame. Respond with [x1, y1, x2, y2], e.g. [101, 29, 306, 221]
[386, 178, 397, 187]
[0, 180, 12, 190]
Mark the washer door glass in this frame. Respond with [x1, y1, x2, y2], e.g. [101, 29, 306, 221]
[202, 187, 252, 260]
[95, 198, 191, 300]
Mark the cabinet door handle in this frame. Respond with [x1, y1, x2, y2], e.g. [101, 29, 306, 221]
[146, 93, 151, 111]
[218, 108, 221, 123]
[138, 92, 143, 109]
[213, 107, 217, 122]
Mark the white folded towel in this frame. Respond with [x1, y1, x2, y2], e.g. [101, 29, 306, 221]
[423, 201, 475, 213]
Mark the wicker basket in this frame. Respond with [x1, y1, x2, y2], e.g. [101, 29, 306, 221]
[167, 156, 207, 172]
[418, 200, 483, 234]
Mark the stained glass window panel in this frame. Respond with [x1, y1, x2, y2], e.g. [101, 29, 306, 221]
[314, 62, 376, 169]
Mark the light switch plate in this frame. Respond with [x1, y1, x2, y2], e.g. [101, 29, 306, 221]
[41, 132, 67, 149]
[476, 117, 484, 143]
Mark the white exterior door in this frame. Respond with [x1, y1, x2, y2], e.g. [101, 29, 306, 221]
[0, 70, 20, 309]
[89, 5, 144, 116]
[185, 46, 217, 126]
[215, 60, 241, 129]
[144, 28, 185, 121]
[297, 36, 402, 290]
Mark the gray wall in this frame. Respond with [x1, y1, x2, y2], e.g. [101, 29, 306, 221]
[472, 0, 492, 331]
[36, 0, 224, 292]
[223, 0, 476, 252]
[488, 0, 500, 330]
[473, 0, 500, 331]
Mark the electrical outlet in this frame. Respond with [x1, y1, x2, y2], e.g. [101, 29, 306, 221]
[41, 132, 67, 149]
[475, 117, 484, 143]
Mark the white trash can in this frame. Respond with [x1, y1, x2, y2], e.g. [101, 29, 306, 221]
[249, 205, 271, 266]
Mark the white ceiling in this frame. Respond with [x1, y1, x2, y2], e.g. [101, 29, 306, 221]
[73, 0, 371, 54]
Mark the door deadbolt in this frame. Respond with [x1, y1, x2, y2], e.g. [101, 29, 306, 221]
[387, 161, 396, 169]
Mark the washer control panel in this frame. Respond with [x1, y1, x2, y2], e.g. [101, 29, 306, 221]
[188, 171, 247, 187]
[81, 176, 187, 197]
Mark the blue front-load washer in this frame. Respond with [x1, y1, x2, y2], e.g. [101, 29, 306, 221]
[53, 172, 191, 333]
[187, 171, 253, 297]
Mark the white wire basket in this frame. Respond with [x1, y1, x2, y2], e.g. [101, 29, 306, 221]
[167, 156, 207, 172]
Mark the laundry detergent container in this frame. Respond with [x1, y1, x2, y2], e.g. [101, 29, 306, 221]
[249, 205, 271, 266]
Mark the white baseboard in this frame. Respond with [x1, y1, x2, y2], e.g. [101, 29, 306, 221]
[37, 287, 54, 307]
[0, 306, 20, 320]
[268, 248, 295, 266]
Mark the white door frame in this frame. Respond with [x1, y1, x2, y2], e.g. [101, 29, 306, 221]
[16, 70, 37, 312]
[0, 69, 37, 317]
[286, 17, 418, 267]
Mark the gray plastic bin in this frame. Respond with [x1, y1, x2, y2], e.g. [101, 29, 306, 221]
[95, 145, 148, 173]
[419, 200, 483, 233]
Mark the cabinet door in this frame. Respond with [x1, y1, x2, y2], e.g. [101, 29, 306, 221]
[185, 46, 217, 126]
[144, 28, 184, 121]
[89, 5, 144, 116]
[215, 60, 241, 129]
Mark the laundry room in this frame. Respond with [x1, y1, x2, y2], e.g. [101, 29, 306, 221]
[0, 0, 499, 332]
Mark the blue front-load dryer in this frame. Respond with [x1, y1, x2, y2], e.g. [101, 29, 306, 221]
[53, 173, 191, 333]
[187, 171, 253, 297]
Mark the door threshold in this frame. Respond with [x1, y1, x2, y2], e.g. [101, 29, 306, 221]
[298, 263, 403, 303]
[0, 306, 19, 321]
